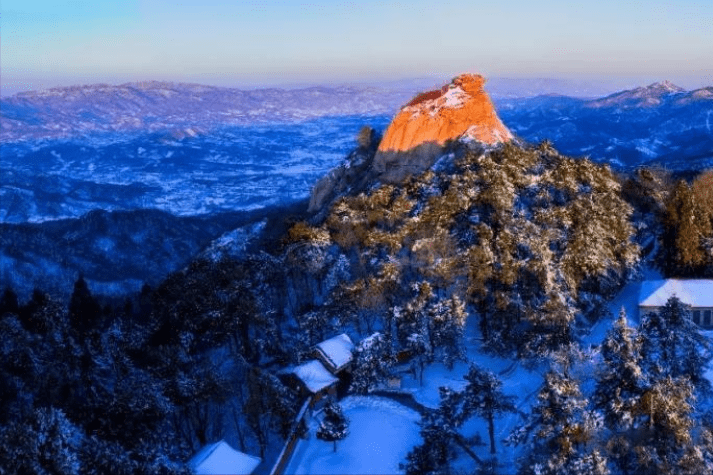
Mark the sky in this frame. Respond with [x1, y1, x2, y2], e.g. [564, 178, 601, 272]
[2, 0, 713, 96]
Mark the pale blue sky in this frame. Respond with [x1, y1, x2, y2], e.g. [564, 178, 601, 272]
[2, 0, 712, 95]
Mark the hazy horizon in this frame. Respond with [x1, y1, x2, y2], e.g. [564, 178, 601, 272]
[3, 0, 713, 97]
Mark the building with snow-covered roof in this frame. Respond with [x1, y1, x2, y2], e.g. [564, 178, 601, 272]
[639, 279, 713, 327]
[282, 359, 340, 410]
[292, 359, 340, 394]
[188, 440, 261, 475]
[314, 333, 355, 374]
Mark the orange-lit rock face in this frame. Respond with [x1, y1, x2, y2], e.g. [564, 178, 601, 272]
[380, 74, 512, 152]
[374, 74, 512, 182]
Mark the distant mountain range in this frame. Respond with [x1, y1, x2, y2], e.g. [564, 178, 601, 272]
[2, 78, 711, 170]
[0, 81, 406, 142]
[496, 81, 713, 170]
[2, 77, 712, 300]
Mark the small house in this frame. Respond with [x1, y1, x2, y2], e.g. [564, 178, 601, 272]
[289, 359, 340, 406]
[188, 440, 261, 475]
[639, 279, 713, 327]
[314, 333, 355, 374]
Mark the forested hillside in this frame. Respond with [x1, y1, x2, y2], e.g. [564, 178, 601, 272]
[4, 135, 713, 474]
[289, 141, 639, 356]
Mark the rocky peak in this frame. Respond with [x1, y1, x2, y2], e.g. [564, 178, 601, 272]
[587, 80, 686, 108]
[647, 80, 685, 94]
[373, 73, 512, 182]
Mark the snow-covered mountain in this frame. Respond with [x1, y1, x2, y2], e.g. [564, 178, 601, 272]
[496, 81, 713, 169]
[2, 77, 712, 299]
[0, 81, 408, 143]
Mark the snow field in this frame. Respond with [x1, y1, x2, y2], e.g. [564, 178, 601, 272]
[284, 396, 421, 475]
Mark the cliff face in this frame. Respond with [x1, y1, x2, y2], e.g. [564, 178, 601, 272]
[374, 73, 512, 182]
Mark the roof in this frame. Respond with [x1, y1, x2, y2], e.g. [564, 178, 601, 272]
[292, 359, 339, 394]
[639, 279, 713, 308]
[188, 440, 261, 475]
[315, 333, 355, 371]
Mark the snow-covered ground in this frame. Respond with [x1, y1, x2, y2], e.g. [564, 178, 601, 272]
[284, 396, 421, 475]
[398, 319, 545, 471]
[286, 265, 712, 474]
[583, 265, 662, 346]
[1, 115, 392, 223]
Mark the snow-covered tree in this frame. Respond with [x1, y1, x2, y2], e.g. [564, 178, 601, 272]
[405, 384, 499, 474]
[395, 284, 435, 385]
[350, 332, 394, 394]
[295, 309, 331, 349]
[509, 371, 604, 475]
[639, 296, 713, 394]
[244, 367, 297, 456]
[0, 407, 83, 475]
[428, 295, 467, 369]
[402, 388, 465, 475]
[316, 399, 349, 452]
[461, 364, 516, 454]
[0, 287, 19, 318]
[68, 275, 102, 337]
[401, 410, 454, 475]
[632, 375, 702, 475]
[662, 179, 712, 273]
[594, 308, 647, 431]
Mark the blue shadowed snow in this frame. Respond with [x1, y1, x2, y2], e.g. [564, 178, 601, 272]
[583, 266, 663, 346]
[285, 396, 421, 475]
[0, 114, 392, 223]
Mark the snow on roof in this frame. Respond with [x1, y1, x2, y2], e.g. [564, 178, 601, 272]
[639, 279, 713, 308]
[293, 359, 339, 394]
[316, 333, 355, 371]
[188, 440, 261, 475]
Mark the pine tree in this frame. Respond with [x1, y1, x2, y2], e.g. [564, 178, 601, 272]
[245, 367, 297, 455]
[0, 288, 19, 318]
[401, 409, 454, 475]
[428, 295, 467, 369]
[510, 371, 604, 475]
[461, 364, 516, 454]
[633, 376, 701, 475]
[402, 388, 466, 475]
[594, 308, 647, 430]
[316, 399, 349, 452]
[0, 407, 83, 475]
[639, 296, 713, 395]
[68, 275, 102, 336]
[350, 332, 394, 394]
[394, 284, 434, 385]
[663, 179, 712, 273]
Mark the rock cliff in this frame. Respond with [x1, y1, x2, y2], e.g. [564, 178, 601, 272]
[374, 73, 512, 182]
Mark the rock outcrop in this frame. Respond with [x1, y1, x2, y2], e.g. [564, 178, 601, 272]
[308, 127, 382, 217]
[374, 73, 512, 182]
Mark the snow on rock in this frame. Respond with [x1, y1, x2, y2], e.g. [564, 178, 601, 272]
[316, 333, 355, 372]
[188, 440, 261, 475]
[285, 396, 421, 475]
[292, 360, 339, 394]
[379, 73, 513, 151]
[374, 73, 513, 182]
